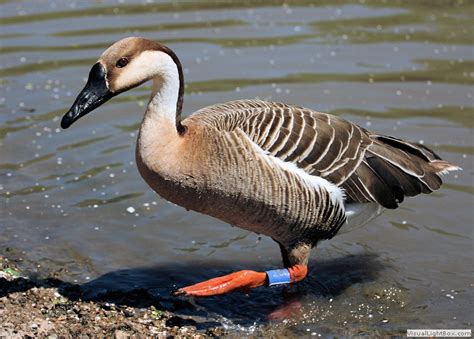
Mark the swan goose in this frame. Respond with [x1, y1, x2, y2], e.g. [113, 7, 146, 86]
[61, 37, 459, 297]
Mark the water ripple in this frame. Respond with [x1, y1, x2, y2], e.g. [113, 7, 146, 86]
[74, 192, 144, 208]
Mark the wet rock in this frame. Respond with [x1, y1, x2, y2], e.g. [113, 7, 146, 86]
[122, 307, 135, 318]
[166, 315, 198, 327]
[206, 327, 226, 336]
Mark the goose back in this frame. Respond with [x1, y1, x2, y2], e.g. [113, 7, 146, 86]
[187, 99, 456, 209]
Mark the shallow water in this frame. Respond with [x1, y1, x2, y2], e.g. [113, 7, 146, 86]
[0, 0, 472, 335]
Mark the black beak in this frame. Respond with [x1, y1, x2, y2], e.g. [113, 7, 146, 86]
[61, 62, 114, 129]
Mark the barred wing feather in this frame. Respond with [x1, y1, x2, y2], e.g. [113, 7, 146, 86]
[193, 100, 458, 209]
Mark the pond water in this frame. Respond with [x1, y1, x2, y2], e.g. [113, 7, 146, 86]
[0, 0, 472, 336]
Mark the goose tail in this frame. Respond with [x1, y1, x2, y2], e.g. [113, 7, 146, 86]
[429, 159, 462, 175]
[343, 134, 460, 209]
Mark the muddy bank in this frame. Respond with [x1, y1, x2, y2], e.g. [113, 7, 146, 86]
[0, 257, 224, 337]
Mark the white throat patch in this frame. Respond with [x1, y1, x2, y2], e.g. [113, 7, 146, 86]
[114, 50, 180, 119]
[112, 50, 177, 92]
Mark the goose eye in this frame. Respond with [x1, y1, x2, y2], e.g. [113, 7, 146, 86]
[116, 57, 129, 68]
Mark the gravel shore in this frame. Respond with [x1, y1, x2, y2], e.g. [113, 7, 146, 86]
[0, 257, 224, 337]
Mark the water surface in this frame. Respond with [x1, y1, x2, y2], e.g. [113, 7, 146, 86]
[1, 0, 472, 336]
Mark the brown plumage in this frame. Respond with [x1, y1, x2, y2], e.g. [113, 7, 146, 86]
[191, 99, 456, 210]
[62, 37, 459, 296]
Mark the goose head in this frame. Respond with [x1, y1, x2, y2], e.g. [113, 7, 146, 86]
[61, 37, 183, 129]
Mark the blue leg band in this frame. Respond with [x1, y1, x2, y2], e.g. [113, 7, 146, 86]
[266, 268, 291, 286]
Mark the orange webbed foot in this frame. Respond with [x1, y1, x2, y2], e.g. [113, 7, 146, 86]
[173, 264, 308, 297]
[173, 270, 267, 297]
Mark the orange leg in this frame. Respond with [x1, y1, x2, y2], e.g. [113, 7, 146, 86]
[173, 264, 308, 297]
[288, 265, 308, 283]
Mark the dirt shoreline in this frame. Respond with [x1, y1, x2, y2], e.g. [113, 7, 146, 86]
[0, 256, 224, 337]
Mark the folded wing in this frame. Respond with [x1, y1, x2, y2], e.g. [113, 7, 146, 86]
[192, 100, 458, 209]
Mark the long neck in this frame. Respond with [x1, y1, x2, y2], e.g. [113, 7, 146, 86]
[138, 51, 185, 166]
[145, 50, 184, 133]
